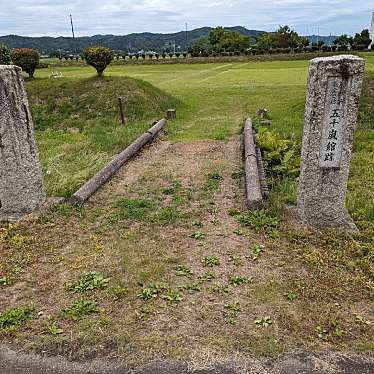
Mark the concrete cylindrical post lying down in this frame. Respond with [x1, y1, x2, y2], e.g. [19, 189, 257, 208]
[244, 118, 263, 210]
[71, 119, 167, 204]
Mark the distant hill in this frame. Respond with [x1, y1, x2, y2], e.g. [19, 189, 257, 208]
[0, 26, 264, 54]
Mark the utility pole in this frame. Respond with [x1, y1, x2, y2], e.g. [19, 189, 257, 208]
[185, 23, 188, 50]
[70, 14, 75, 39]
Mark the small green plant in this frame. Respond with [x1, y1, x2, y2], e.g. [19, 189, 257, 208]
[64, 272, 109, 293]
[255, 316, 273, 327]
[161, 289, 183, 303]
[234, 210, 279, 236]
[111, 286, 128, 300]
[62, 299, 98, 321]
[0, 306, 34, 331]
[179, 282, 201, 293]
[225, 317, 237, 325]
[11, 48, 39, 78]
[192, 220, 203, 227]
[251, 244, 265, 260]
[315, 325, 329, 341]
[137, 284, 167, 300]
[44, 316, 64, 335]
[228, 275, 250, 287]
[229, 255, 243, 266]
[201, 256, 220, 267]
[355, 315, 370, 326]
[197, 272, 215, 283]
[285, 291, 297, 301]
[175, 265, 194, 277]
[231, 169, 245, 180]
[225, 301, 241, 313]
[83, 46, 114, 76]
[233, 228, 244, 236]
[191, 231, 206, 240]
[204, 172, 223, 191]
[208, 284, 230, 294]
[224, 302, 241, 325]
[0, 277, 9, 287]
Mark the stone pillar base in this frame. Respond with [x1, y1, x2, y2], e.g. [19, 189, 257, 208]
[288, 205, 358, 233]
[0, 197, 65, 223]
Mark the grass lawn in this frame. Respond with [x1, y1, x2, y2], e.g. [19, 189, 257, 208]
[0, 54, 373, 366]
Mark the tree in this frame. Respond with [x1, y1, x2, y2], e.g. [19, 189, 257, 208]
[256, 26, 308, 50]
[10, 48, 39, 78]
[208, 26, 226, 50]
[352, 29, 372, 49]
[189, 38, 212, 57]
[207, 26, 250, 53]
[218, 31, 249, 52]
[83, 46, 113, 76]
[333, 34, 353, 47]
[0, 44, 11, 65]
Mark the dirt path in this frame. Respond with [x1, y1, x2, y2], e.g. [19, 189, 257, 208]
[1, 137, 373, 368]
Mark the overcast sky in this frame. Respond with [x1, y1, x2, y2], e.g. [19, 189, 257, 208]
[0, 0, 373, 37]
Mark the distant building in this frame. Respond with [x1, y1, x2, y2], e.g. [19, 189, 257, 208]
[369, 12, 374, 50]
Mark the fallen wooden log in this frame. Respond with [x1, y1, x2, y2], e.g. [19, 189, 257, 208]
[71, 119, 167, 204]
[244, 118, 264, 210]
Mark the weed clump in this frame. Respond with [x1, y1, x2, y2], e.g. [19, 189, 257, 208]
[201, 256, 220, 267]
[65, 272, 109, 293]
[0, 306, 34, 331]
[204, 172, 223, 192]
[62, 299, 98, 320]
[232, 209, 279, 237]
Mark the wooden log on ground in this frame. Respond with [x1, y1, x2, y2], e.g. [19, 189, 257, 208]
[244, 118, 264, 210]
[255, 146, 269, 198]
[70, 119, 167, 204]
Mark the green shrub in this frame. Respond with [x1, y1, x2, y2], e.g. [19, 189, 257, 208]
[10, 48, 39, 78]
[0, 44, 11, 65]
[83, 46, 113, 76]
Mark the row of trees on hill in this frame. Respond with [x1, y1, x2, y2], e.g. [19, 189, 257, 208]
[189, 25, 372, 56]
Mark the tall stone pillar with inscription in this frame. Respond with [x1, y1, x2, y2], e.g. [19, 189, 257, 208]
[0, 65, 46, 220]
[297, 55, 365, 232]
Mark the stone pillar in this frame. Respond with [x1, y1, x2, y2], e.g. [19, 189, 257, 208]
[0, 65, 46, 220]
[297, 55, 365, 232]
[369, 12, 374, 50]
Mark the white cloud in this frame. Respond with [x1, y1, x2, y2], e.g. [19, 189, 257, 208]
[0, 0, 372, 36]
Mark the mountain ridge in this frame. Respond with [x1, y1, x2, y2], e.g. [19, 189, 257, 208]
[0, 26, 264, 53]
[0, 27, 337, 54]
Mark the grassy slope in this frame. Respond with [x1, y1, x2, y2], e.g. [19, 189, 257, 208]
[26, 76, 177, 196]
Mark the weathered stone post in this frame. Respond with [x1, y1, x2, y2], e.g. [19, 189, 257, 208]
[297, 55, 365, 232]
[0, 65, 46, 220]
